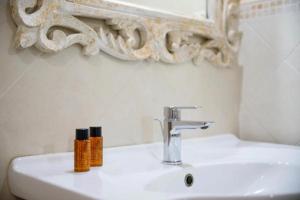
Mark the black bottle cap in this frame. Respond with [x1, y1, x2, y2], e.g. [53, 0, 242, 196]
[76, 129, 89, 140]
[90, 126, 102, 137]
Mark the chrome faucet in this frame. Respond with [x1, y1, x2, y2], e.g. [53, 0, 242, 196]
[156, 106, 213, 165]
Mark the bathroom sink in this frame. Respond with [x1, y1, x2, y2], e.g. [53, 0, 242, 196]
[8, 134, 300, 200]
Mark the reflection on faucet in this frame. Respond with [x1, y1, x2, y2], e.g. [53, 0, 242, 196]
[156, 106, 214, 165]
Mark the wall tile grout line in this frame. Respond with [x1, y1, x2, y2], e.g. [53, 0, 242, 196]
[245, 20, 295, 68]
[241, 104, 279, 143]
[283, 40, 300, 63]
[245, 21, 279, 60]
[285, 60, 300, 74]
[0, 65, 34, 102]
[283, 40, 300, 74]
[243, 21, 286, 74]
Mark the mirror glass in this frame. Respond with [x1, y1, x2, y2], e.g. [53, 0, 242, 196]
[117, 0, 209, 19]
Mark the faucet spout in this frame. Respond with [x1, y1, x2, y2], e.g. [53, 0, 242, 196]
[172, 120, 214, 131]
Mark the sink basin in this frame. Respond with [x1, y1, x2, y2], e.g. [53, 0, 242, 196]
[146, 163, 300, 199]
[8, 134, 300, 200]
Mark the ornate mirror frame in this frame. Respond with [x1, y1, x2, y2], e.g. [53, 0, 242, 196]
[10, 0, 242, 67]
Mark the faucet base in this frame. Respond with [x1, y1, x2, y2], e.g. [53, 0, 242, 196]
[162, 160, 182, 165]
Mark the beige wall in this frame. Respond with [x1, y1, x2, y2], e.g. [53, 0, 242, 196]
[0, 1, 241, 199]
[239, 0, 300, 145]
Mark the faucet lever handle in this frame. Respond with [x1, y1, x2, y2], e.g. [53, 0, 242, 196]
[171, 106, 199, 110]
[165, 106, 200, 121]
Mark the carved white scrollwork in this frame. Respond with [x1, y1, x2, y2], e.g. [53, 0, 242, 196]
[10, 0, 242, 67]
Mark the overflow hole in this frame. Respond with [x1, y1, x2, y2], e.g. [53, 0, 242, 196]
[184, 173, 194, 187]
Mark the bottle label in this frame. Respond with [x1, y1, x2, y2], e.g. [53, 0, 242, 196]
[74, 140, 90, 172]
[90, 137, 103, 166]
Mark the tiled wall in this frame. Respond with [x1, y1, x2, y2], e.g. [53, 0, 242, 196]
[240, 0, 300, 19]
[0, 1, 241, 199]
[239, 0, 300, 145]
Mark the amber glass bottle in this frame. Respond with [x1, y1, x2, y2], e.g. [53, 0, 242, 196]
[89, 126, 103, 166]
[74, 129, 90, 172]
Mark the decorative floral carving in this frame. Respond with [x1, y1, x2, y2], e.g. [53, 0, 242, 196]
[10, 0, 241, 67]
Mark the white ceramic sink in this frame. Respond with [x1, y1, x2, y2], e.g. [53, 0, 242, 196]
[8, 134, 300, 200]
